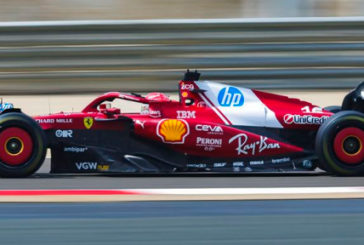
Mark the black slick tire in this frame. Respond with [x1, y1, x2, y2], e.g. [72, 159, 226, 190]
[0, 112, 46, 177]
[316, 110, 364, 176]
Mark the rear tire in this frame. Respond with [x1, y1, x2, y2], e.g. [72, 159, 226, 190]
[316, 111, 364, 176]
[0, 112, 46, 177]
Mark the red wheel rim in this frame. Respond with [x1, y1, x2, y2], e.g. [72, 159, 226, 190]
[0, 127, 33, 166]
[333, 127, 364, 165]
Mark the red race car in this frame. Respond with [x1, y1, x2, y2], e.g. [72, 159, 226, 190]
[0, 70, 363, 177]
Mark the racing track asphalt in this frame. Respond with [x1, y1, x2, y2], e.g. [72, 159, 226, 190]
[0, 199, 364, 245]
[0, 158, 362, 189]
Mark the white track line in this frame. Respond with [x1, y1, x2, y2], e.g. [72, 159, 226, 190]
[130, 187, 364, 195]
[0, 187, 363, 202]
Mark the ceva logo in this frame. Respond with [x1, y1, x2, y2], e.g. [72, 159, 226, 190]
[217, 87, 244, 107]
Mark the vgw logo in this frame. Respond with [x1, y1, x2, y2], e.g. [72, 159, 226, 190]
[217, 87, 244, 107]
[75, 162, 97, 170]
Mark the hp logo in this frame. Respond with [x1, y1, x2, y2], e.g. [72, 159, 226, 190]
[217, 87, 244, 107]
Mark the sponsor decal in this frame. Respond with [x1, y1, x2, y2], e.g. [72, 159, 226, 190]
[55, 129, 73, 138]
[271, 157, 290, 164]
[64, 147, 88, 153]
[181, 83, 194, 90]
[196, 137, 222, 151]
[177, 110, 196, 119]
[181, 92, 188, 98]
[301, 106, 323, 114]
[250, 160, 264, 166]
[203, 146, 216, 152]
[135, 120, 145, 129]
[228, 133, 280, 156]
[36, 118, 55, 124]
[0, 102, 13, 112]
[217, 86, 244, 107]
[157, 119, 189, 144]
[233, 161, 244, 167]
[37, 118, 72, 124]
[187, 163, 207, 168]
[283, 114, 329, 125]
[213, 162, 226, 168]
[195, 124, 223, 135]
[149, 109, 161, 118]
[196, 137, 222, 146]
[56, 118, 73, 123]
[97, 164, 109, 171]
[197, 101, 206, 108]
[302, 160, 313, 169]
[75, 162, 97, 170]
[83, 117, 94, 129]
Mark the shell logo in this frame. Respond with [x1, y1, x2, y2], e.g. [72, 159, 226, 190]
[157, 119, 189, 144]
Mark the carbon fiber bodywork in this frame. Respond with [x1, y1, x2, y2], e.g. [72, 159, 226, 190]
[48, 126, 316, 174]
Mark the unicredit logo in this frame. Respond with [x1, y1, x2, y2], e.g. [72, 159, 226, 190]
[283, 114, 295, 124]
[283, 114, 329, 125]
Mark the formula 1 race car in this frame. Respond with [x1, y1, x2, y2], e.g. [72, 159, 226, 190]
[1, 70, 364, 177]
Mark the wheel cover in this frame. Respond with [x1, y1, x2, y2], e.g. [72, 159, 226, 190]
[333, 127, 364, 165]
[0, 127, 33, 166]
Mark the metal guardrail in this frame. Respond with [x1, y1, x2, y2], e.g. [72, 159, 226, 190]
[1, 17, 364, 93]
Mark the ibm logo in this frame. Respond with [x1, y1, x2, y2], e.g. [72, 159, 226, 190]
[217, 87, 244, 107]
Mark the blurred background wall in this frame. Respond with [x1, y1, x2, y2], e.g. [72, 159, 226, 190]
[1, 1, 364, 93]
[1, 0, 364, 21]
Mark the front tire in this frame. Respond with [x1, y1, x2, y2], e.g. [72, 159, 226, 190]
[0, 112, 46, 177]
[316, 111, 364, 176]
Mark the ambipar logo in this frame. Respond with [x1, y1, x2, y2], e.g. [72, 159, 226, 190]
[217, 87, 244, 107]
